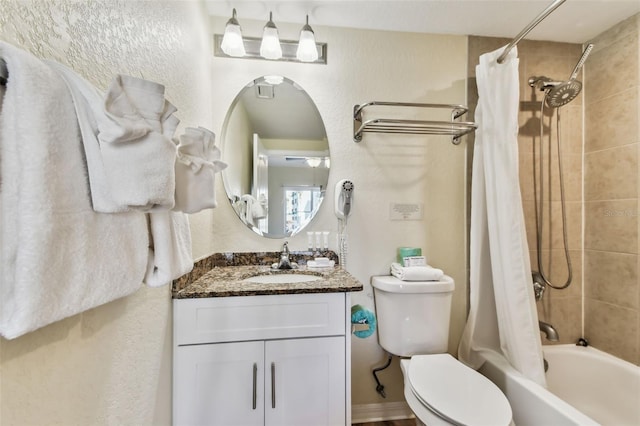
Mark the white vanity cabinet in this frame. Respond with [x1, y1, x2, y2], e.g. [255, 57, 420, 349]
[173, 292, 351, 426]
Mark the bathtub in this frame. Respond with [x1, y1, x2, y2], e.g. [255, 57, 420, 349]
[478, 345, 640, 426]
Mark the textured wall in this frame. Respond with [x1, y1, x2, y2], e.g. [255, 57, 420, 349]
[584, 14, 640, 365]
[202, 16, 469, 407]
[0, 1, 212, 424]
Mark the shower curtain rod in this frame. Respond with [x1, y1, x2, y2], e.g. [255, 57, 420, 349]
[497, 0, 566, 64]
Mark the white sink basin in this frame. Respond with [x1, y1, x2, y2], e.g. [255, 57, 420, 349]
[243, 274, 323, 284]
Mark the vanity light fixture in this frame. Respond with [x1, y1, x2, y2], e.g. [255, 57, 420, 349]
[213, 11, 327, 64]
[260, 12, 283, 60]
[296, 15, 319, 62]
[220, 8, 246, 57]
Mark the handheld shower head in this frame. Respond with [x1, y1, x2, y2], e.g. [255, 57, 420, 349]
[530, 43, 594, 108]
[545, 80, 582, 107]
[569, 43, 594, 81]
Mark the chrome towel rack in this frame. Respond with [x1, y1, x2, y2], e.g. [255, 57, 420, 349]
[353, 101, 476, 145]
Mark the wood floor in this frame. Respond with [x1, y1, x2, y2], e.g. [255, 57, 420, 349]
[353, 420, 417, 426]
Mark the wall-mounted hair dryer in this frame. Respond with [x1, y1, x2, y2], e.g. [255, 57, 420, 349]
[335, 179, 354, 220]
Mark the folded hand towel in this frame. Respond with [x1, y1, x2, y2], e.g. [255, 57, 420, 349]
[47, 64, 179, 213]
[239, 194, 264, 227]
[252, 193, 268, 220]
[390, 263, 444, 281]
[100, 74, 178, 211]
[144, 212, 194, 287]
[161, 101, 180, 139]
[173, 127, 227, 214]
[0, 42, 148, 339]
[308, 260, 335, 269]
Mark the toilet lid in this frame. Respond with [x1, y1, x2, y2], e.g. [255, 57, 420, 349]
[408, 354, 512, 426]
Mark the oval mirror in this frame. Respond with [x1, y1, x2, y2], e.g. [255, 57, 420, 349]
[221, 76, 329, 239]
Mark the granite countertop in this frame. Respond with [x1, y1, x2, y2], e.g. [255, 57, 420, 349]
[172, 251, 363, 298]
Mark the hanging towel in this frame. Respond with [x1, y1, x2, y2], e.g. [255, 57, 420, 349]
[144, 212, 193, 287]
[0, 42, 148, 339]
[47, 62, 180, 213]
[252, 194, 268, 220]
[100, 74, 178, 211]
[238, 194, 267, 227]
[173, 127, 227, 214]
[390, 263, 444, 281]
[46, 60, 130, 213]
[232, 196, 247, 219]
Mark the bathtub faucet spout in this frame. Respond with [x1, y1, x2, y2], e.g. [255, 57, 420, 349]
[539, 321, 559, 342]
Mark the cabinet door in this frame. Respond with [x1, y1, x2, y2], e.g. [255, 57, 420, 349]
[174, 341, 264, 426]
[265, 336, 346, 426]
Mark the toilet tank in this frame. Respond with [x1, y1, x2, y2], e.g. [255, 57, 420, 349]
[371, 275, 454, 357]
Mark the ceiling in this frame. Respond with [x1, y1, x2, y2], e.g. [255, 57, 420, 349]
[205, 0, 640, 44]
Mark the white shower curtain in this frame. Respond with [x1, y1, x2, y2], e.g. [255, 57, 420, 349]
[458, 46, 546, 387]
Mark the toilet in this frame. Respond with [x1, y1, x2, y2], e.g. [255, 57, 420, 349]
[371, 275, 513, 426]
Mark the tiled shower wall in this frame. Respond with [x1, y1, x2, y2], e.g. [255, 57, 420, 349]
[468, 36, 584, 346]
[584, 14, 640, 365]
[469, 13, 640, 366]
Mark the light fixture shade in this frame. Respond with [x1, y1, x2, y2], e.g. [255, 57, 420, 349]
[306, 157, 322, 168]
[221, 24, 245, 57]
[260, 12, 282, 60]
[264, 75, 284, 85]
[221, 9, 245, 57]
[296, 16, 318, 62]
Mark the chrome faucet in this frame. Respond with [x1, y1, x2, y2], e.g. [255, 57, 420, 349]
[276, 241, 293, 270]
[539, 321, 559, 342]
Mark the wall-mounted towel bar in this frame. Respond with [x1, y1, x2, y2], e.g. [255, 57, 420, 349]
[353, 101, 476, 145]
[0, 58, 8, 85]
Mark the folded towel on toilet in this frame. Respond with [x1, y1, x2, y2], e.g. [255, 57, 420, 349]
[390, 263, 444, 281]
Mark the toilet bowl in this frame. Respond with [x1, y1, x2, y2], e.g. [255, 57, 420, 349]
[371, 275, 513, 426]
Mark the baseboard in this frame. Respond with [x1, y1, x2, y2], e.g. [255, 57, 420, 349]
[351, 401, 415, 423]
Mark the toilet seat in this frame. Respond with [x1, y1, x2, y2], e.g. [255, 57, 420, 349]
[407, 354, 512, 426]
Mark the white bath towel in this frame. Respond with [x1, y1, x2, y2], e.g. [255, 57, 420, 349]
[46, 61, 180, 213]
[144, 212, 193, 287]
[0, 42, 148, 339]
[390, 263, 444, 281]
[238, 194, 267, 227]
[47, 63, 180, 213]
[100, 75, 178, 211]
[173, 127, 227, 214]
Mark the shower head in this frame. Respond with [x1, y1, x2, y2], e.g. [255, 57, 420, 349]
[545, 79, 582, 107]
[546, 43, 594, 107]
[529, 43, 594, 108]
